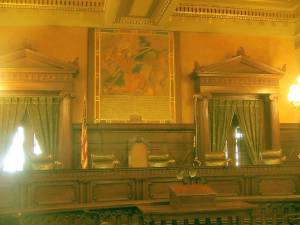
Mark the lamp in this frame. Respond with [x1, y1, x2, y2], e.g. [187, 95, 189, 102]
[288, 76, 300, 107]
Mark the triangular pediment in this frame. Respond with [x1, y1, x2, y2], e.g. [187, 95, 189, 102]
[0, 48, 78, 74]
[202, 55, 285, 75]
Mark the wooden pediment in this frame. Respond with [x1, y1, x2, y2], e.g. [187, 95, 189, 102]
[0, 48, 78, 91]
[0, 48, 78, 74]
[202, 55, 285, 75]
[193, 52, 285, 94]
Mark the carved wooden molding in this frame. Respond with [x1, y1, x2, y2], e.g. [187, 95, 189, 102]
[193, 52, 284, 94]
[0, 48, 78, 91]
[0, 0, 106, 12]
[173, 3, 296, 22]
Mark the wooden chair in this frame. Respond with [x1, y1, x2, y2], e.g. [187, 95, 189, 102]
[90, 153, 120, 169]
[204, 152, 231, 167]
[260, 149, 286, 165]
[148, 153, 176, 167]
[128, 142, 148, 168]
[28, 154, 62, 170]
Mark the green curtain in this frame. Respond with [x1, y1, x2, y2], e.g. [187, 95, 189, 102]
[235, 100, 264, 164]
[0, 97, 28, 163]
[27, 96, 60, 158]
[209, 99, 235, 152]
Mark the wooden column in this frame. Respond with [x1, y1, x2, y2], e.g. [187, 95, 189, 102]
[269, 94, 281, 150]
[195, 94, 211, 162]
[58, 92, 73, 169]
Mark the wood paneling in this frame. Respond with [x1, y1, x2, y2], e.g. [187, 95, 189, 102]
[206, 178, 243, 197]
[0, 165, 300, 212]
[147, 178, 180, 199]
[73, 123, 300, 167]
[280, 123, 300, 162]
[0, 184, 19, 209]
[72, 124, 195, 168]
[90, 180, 134, 202]
[257, 177, 297, 195]
[28, 182, 79, 207]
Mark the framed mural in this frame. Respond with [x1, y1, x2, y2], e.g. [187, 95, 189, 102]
[94, 29, 175, 123]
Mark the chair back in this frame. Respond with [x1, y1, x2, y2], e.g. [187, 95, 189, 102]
[148, 153, 176, 167]
[91, 153, 119, 169]
[204, 152, 230, 167]
[260, 149, 286, 165]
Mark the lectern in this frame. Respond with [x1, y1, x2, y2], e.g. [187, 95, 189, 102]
[138, 184, 256, 225]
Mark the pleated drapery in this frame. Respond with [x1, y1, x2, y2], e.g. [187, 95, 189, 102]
[209, 98, 264, 164]
[0, 96, 60, 167]
[209, 99, 235, 153]
[27, 96, 60, 158]
[0, 97, 28, 166]
[235, 100, 264, 164]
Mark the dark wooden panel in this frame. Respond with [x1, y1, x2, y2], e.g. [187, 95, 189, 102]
[280, 123, 300, 162]
[28, 182, 79, 207]
[90, 180, 134, 202]
[206, 178, 243, 197]
[0, 184, 19, 209]
[147, 178, 181, 199]
[257, 177, 297, 195]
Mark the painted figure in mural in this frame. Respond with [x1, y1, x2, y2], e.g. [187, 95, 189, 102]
[101, 34, 169, 96]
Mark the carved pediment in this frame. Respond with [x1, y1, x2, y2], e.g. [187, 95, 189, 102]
[202, 55, 285, 76]
[192, 51, 285, 94]
[0, 48, 78, 91]
[0, 48, 78, 74]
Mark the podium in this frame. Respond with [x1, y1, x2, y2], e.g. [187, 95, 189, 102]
[138, 184, 256, 225]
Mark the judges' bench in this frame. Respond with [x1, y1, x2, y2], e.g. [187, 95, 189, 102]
[1, 166, 300, 225]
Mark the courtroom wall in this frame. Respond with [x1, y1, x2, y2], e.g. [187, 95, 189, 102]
[0, 26, 88, 122]
[178, 32, 299, 123]
[0, 28, 298, 124]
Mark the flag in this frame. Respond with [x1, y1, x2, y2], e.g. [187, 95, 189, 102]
[81, 96, 88, 169]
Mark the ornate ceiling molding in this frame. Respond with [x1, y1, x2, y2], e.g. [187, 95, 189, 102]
[173, 3, 296, 23]
[0, 0, 299, 36]
[114, 0, 171, 26]
[0, 0, 106, 12]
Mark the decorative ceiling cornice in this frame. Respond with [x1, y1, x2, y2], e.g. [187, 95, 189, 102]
[173, 3, 296, 23]
[0, 0, 106, 11]
[152, 0, 172, 25]
[0, 0, 300, 36]
[114, 0, 171, 26]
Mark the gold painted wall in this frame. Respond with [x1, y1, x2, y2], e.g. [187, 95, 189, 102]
[0, 28, 298, 124]
[0, 26, 88, 123]
[178, 32, 299, 123]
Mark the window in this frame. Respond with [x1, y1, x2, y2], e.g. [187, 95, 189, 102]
[2, 126, 42, 172]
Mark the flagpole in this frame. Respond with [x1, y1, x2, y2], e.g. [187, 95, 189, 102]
[81, 96, 88, 169]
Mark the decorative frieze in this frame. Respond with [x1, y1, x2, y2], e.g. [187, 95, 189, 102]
[0, 73, 73, 82]
[173, 3, 296, 23]
[0, 0, 106, 12]
[199, 76, 279, 87]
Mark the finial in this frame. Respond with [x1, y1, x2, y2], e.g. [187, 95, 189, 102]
[236, 47, 246, 56]
[22, 39, 34, 50]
